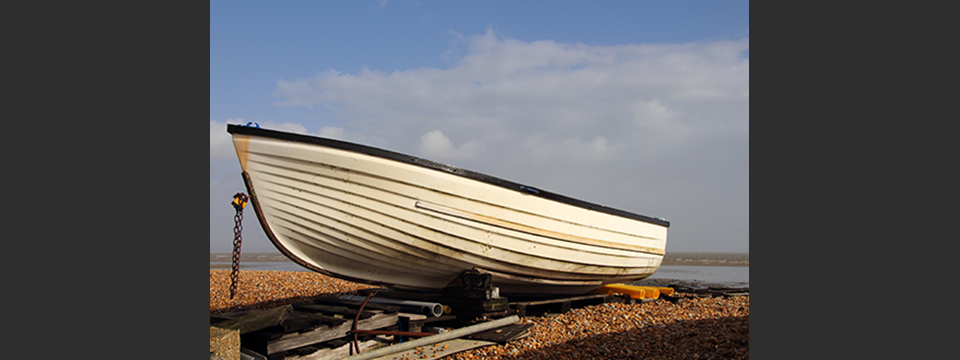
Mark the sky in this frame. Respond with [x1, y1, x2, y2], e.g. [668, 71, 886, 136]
[210, 0, 749, 254]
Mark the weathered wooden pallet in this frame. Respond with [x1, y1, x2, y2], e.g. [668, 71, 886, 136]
[228, 298, 399, 357]
[212, 305, 294, 335]
[465, 323, 535, 344]
[212, 294, 546, 359]
[259, 337, 389, 360]
[397, 312, 427, 333]
[362, 338, 499, 360]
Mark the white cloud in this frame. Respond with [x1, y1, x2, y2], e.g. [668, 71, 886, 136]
[419, 130, 454, 155]
[522, 135, 624, 164]
[418, 130, 482, 161]
[265, 121, 309, 134]
[272, 31, 746, 156]
[630, 99, 688, 137]
[318, 126, 345, 139]
[259, 30, 749, 252]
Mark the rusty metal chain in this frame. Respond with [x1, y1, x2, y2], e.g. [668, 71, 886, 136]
[230, 193, 248, 300]
[351, 290, 379, 356]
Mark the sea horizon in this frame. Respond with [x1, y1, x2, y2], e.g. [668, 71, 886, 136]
[210, 251, 748, 267]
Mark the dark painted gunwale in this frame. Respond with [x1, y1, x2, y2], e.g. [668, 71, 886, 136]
[227, 124, 670, 227]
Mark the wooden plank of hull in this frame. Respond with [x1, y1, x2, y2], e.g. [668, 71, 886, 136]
[251, 170, 661, 289]
[230, 128, 668, 294]
[245, 150, 664, 262]
[256, 169, 659, 270]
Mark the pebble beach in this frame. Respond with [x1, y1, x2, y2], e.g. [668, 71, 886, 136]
[210, 269, 748, 359]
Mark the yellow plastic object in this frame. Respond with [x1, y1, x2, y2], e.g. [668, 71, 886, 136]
[654, 286, 675, 296]
[592, 284, 645, 299]
[592, 284, 675, 299]
[641, 287, 660, 298]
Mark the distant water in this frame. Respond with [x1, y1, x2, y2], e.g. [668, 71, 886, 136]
[211, 252, 749, 286]
[645, 265, 748, 287]
[210, 252, 307, 272]
[647, 252, 749, 287]
[661, 252, 749, 267]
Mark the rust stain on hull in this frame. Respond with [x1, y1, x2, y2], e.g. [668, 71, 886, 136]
[233, 135, 250, 171]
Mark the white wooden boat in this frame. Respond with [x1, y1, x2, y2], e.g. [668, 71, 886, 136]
[228, 124, 670, 294]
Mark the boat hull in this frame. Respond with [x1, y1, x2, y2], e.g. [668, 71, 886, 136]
[228, 125, 669, 294]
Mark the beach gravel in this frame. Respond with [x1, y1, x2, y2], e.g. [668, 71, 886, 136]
[448, 298, 748, 360]
[210, 270, 748, 359]
[210, 269, 379, 314]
